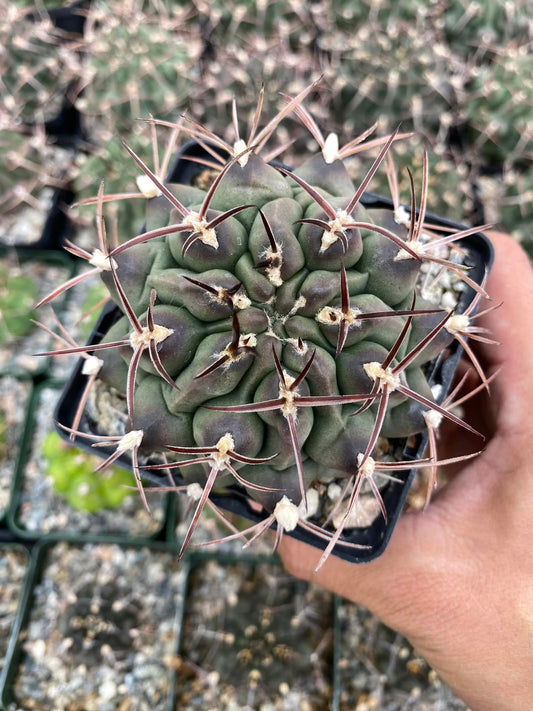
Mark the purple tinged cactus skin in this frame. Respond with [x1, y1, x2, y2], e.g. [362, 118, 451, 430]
[94, 144, 456, 493]
[41, 92, 492, 562]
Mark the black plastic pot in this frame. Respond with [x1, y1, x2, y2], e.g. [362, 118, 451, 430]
[54, 141, 494, 563]
[26, 0, 92, 36]
[13, 182, 76, 252]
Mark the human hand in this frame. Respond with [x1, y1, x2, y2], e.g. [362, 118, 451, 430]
[279, 231, 533, 710]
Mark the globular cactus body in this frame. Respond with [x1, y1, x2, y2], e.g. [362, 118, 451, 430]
[99, 146, 450, 505]
[42, 92, 491, 564]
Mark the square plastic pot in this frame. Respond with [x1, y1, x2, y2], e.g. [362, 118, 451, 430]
[174, 551, 335, 708]
[0, 542, 31, 704]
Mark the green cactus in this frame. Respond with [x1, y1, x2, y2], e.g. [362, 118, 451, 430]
[0, 4, 82, 125]
[0, 264, 38, 344]
[77, 0, 191, 136]
[43, 89, 490, 565]
[43, 431, 136, 512]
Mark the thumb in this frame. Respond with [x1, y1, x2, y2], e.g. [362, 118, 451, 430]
[279, 506, 452, 638]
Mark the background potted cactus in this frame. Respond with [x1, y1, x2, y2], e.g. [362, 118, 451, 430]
[39, 84, 494, 568]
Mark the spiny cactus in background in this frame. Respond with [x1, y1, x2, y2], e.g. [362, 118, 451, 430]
[0, 4, 83, 125]
[478, 167, 533, 259]
[40, 87, 492, 567]
[0, 125, 74, 226]
[0, 5, 81, 225]
[70, 0, 196, 236]
[77, 0, 195, 138]
[461, 47, 532, 166]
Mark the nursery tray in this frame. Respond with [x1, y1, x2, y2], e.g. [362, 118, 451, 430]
[0, 536, 186, 711]
[0, 542, 31, 702]
[54, 141, 494, 564]
[174, 551, 335, 708]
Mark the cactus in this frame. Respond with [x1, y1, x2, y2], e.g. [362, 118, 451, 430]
[0, 264, 38, 344]
[43, 431, 137, 512]
[40, 87, 491, 566]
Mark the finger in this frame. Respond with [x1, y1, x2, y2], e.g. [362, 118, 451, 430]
[279, 505, 459, 640]
[474, 232, 533, 433]
[433, 367, 494, 484]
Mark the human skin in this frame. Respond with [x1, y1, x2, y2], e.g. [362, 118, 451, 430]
[279, 232, 533, 710]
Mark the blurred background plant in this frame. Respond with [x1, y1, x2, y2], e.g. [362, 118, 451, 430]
[185, 0, 532, 252]
[42, 430, 137, 512]
[1, 0, 530, 251]
[0, 263, 38, 345]
[0, 3, 82, 237]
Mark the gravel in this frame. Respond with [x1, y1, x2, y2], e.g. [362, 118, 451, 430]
[9, 541, 186, 711]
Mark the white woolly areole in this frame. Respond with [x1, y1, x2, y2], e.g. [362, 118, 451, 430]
[363, 362, 400, 390]
[357, 453, 376, 477]
[323, 133, 339, 164]
[231, 292, 252, 310]
[445, 313, 470, 335]
[116, 430, 143, 454]
[129, 324, 173, 349]
[266, 265, 283, 287]
[239, 332, 257, 348]
[395, 240, 425, 261]
[216, 433, 235, 455]
[233, 138, 249, 166]
[81, 355, 104, 376]
[212, 286, 251, 311]
[273, 495, 300, 531]
[136, 174, 162, 199]
[215, 334, 258, 368]
[185, 211, 218, 249]
[187, 482, 203, 501]
[316, 305, 362, 327]
[320, 210, 351, 253]
[298, 488, 319, 519]
[393, 205, 411, 227]
[206, 433, 235, 471]
[88, 248, 117, 271]
[279, 372, 298, 418]
[424, 409, 443, 429]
